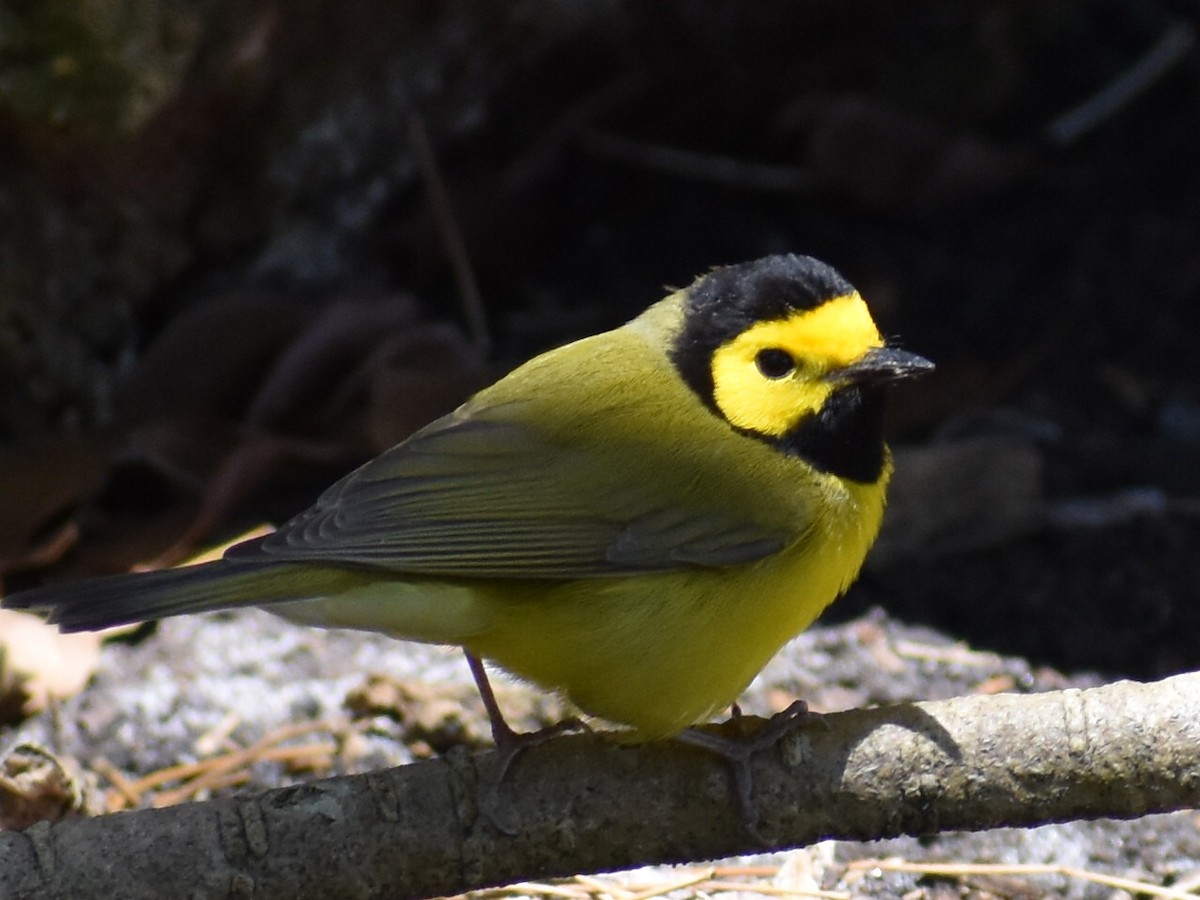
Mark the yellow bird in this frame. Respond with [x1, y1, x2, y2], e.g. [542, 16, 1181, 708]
[4, 254, 931, 745]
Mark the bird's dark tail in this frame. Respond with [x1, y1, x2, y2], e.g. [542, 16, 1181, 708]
[2, 561, 346, 633]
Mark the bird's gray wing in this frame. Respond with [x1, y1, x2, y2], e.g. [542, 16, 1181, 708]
[227, 404, 788, 578]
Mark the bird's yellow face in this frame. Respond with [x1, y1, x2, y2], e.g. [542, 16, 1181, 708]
[667, 256, 930, 485]
[709, 292, 882, 439]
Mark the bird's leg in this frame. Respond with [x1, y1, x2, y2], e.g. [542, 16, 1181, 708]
[675, 700, 813, 843]
[465, 652, 586, 833]
[466, 651, 521, 748]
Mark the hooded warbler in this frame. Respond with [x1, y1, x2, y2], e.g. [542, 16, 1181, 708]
[3, 254, 931, 741]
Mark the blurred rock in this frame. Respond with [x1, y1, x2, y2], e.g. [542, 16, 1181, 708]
[871, 436, 1044, 568]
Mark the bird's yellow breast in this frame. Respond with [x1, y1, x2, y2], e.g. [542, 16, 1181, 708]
[463, 460, 888, 738]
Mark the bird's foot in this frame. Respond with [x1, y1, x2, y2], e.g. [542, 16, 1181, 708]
[465, 651, 588, 833]
[676, 700, 813, 843]
[478, 716, 589, 834]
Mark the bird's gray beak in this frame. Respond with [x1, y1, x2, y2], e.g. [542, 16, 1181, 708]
[828, 346, 935, 384]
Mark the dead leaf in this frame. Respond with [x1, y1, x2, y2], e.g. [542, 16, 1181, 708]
[364, 323, 491, 451]
[0, 744, 99, 830]
[0, 610, 108, 715]
[117, 292, 312, 425]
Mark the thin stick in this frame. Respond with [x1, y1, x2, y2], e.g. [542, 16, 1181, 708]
[1045, 19, 1196, 146]
[408, 112, 490, 353]
[579, 129, 813, 193]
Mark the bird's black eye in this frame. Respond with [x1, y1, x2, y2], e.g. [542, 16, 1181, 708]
[755, 348, 795, 379]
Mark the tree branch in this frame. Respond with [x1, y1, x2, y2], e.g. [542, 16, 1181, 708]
[3, 673, 1198, 900]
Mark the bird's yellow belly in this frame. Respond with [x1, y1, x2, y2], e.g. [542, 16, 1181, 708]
[466, 488, 881, 738]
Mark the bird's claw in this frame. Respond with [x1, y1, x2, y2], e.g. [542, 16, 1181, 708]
[479, 718, 589, 834]
[677, 700, 813, 843]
